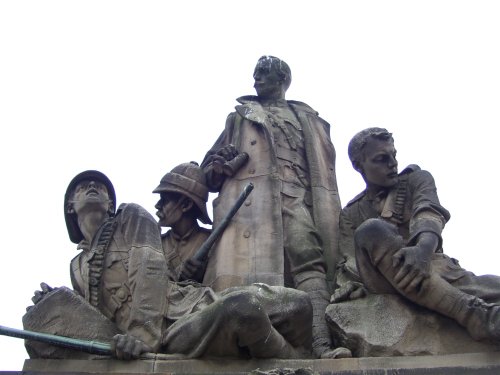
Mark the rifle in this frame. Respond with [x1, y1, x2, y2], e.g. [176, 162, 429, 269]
[0, 325, 186, 360]
[0, 324, 112, 356]
[193, 182, 254, 261]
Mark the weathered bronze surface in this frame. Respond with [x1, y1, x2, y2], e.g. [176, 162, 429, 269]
[11, 60, 500, 369]
[333, 127, 500, 345]
[200, 56, 346, 359]
[22, 168, 314, 361]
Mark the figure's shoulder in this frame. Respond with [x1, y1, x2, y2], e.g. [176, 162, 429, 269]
[234, 97, 268, 124]
[236, 95, 259, 105]
[117, 202, 149, 215]
[287, 100, 319, 115]
[400, 164, 421, 175]
[401, 165, 436, 185]
[116, 202, 157, 224]
[235, 96, 260, 115]
[344, 190, 367, 208]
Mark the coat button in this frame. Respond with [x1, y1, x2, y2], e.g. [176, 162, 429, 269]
[248, 169, 255, 174]
[243, 230, 251, 238]
[116, 289, 127, 300]
[251, 140, 257, 145]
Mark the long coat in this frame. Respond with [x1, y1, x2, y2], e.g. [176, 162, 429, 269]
[202, 96, 341, 291]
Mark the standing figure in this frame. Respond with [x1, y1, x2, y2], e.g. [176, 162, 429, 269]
[201, 56, 346, 358]
[333, 127, 500, 343]
[154, 162, 212, 282]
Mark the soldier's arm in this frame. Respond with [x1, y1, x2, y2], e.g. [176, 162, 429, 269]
[201, 113, 243, 191]
[392, 170, 450, 292]
[119, 204, 169, 353]
[407, 170, 450, 250]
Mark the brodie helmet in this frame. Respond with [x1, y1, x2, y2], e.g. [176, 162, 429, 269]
[64, 170, 116, 244]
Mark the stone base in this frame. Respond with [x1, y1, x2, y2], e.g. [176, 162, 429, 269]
[326, 294, 500, 357]
[17, 352, 500, 374]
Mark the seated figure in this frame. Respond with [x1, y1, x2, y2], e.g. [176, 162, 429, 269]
[25, 170, 313, 360]
[333, 127, 500, 343]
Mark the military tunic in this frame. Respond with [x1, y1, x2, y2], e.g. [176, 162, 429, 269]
[336, 165, 500, 304]
[70, 203, 168, 350]
[161, 225, 210, 282]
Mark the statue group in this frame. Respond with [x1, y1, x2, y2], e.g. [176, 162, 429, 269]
[22, 56, 500, 361]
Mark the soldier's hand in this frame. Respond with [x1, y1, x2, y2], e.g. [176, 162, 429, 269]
[179, 258, 205, 282]
[112, 334, 152, 360]
[393, 245, 432, 293]
[216, 144, 239, 161]
[330, 281, 367, 303]
[31, 282, 54, 304]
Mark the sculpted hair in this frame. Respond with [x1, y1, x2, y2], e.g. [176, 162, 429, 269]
[258, 55, 292, 91]
[348, 127, 394, 165]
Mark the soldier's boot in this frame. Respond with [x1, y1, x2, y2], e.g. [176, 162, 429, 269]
[355, 218, 500, 342]
[297, 277, 352, 359]
[414, 275, 500, 342]
[373, 248, 500, 342]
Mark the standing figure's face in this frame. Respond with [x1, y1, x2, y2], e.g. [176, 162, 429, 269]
[70, 180, 111, 215]
[253, 59, 284, 100]
[155, 193, 184, 228]
[357, 139, 399, 188]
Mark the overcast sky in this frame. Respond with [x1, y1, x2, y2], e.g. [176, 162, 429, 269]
[1, 1, 500, 370]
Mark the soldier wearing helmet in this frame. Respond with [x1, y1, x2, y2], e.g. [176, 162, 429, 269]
[26, 169, 315, 360]
[153, 162, 212, 282]
[26, 170, 169, 360]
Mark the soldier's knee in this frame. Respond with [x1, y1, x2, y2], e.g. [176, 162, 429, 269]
[281, 288, 312, 322]
[354, 218, 398, 251]
[220, 291, 268, 328]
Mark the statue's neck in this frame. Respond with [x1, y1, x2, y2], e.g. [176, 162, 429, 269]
[78, 212, 109, 244]
[171, 216, 199, 239]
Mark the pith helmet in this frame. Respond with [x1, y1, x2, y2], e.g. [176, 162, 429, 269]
[64, 170, 116, 244]
[153, 162, 212, 225]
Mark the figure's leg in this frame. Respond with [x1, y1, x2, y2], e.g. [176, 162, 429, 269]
[454, 274, 500, 304]
[431, 254, 500, 304]
[355, 218, 500, 342]
[282, 194, 351, 358]
[236, 283, 313, 350]
[163, 289, 306, 358]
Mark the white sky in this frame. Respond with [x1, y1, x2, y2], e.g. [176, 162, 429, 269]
[1, 0, 500, 370]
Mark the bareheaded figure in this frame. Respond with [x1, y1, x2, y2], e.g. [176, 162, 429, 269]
[201, 56, 347, 358]
[333, 127, 500, 343]
[153, 162, 212, 282]
[64, 171, 169, 359]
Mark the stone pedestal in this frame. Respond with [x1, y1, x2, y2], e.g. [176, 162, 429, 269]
[326, 293, 500, 357]
[18, 352, 500, 374]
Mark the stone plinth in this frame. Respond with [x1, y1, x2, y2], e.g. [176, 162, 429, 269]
[18, 352, 500, 374]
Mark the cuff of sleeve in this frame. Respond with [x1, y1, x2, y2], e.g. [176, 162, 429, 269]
[408, 215, 444, 249]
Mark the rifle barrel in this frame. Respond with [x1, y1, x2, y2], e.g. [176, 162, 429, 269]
[0, 325, 112, 356]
